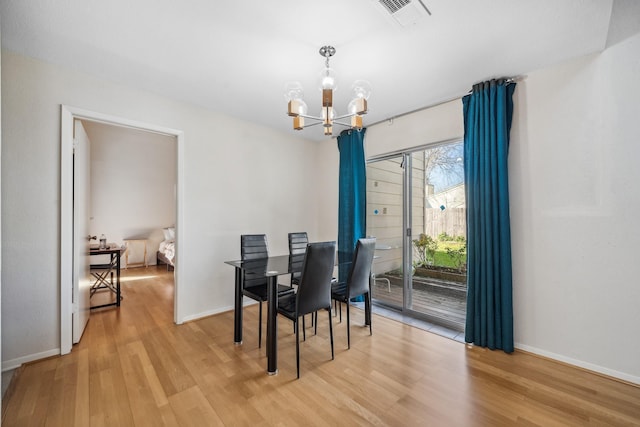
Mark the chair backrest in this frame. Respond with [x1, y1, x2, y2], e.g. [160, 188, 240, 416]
[296, 241, 336, 316]
[241, 234, 268, 288]
[347, 237, 376, 298]
[241, 234, 268, 260]
[288, 232, 308, 282]
[288, 232, 308, 255]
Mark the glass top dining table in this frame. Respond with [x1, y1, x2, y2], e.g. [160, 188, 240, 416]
[224, 253, 369, 376]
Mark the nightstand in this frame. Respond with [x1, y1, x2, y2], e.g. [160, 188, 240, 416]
[124, 239, 148, 268]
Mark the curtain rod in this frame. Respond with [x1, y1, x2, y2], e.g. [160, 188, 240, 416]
[366, 75, 525, 129]
[366, 136, 464, 163]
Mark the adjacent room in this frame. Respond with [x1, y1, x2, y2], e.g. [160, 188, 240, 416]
[1, 0, 639, 425]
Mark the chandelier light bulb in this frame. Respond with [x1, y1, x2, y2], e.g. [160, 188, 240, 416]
[351, 80, 372, 100]
[284, 81, 304, 102]
[295, 99, 308, 116]
[319, 67, 337, 91]
[347, 98, 359, 115]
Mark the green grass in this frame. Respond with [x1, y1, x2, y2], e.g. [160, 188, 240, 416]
[433, 241, 467, 269]
[433, 251, 465, 269]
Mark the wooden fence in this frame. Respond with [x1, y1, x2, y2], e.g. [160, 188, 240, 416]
[424, 208, 466, 238]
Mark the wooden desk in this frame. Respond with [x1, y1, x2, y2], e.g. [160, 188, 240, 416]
[89, 244, 125, 309]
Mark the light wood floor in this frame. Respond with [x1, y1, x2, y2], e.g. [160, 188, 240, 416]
[3, 266, 640, 426]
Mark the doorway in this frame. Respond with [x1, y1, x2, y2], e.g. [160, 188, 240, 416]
[60, 105, 185, 354]
[367, 139, 467, 331]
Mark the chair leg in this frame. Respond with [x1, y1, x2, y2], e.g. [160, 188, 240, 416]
[295, 318, 300, 379]
[346, 301, 351, 349]
[368, 292, 372, 336]
[314, 311, 318, 335]
[302, 316, 306, 341]
[328, 309, 334, 360]
[258, 301, 263, 349]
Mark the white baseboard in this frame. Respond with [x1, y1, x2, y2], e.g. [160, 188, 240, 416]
[516, 342, 640, 385]
[178, 300, 258, 324]
[179, 305, 233, 323]
[2, 348, 60, 372]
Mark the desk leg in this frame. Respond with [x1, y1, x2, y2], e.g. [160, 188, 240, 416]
[234, 268, 243, 344]
[116, 252, 121, 307]
[266, 275, 278, 375]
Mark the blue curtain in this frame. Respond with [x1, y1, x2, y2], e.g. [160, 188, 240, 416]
[337, 129, 367, 290]
[462, 79, 516, 353]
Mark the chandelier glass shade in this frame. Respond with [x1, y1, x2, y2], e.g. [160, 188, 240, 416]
[285, 45, 370, 136]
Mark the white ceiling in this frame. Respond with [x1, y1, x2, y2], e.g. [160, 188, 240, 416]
[1, 0, 615, 141]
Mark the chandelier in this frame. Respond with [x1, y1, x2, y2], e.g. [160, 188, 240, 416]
[285, 45, 371, 136]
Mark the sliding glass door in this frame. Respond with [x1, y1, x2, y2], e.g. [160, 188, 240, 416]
[367, 140, 467, 331]
[367, 155, 405, 308]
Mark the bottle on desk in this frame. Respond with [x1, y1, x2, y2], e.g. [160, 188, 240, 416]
[99, 234, 107, 250]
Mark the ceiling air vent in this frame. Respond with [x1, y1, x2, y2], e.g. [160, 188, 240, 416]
[378, 0, 431, 27]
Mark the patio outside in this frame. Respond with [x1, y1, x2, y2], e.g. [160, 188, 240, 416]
[367, 143, 467, 331]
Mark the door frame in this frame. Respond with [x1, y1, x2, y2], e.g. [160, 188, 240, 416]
[60, 105, 185, 354]
[365, 153, 411, 311]
[367, 137, 464, 317]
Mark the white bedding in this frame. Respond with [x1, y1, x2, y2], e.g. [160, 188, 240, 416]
[159, 240, 175, 263]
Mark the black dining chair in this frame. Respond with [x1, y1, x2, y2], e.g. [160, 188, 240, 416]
[288, 232, 308, 287]
[331, 237, 376, 349]
[277, 241, 336, 378]
[240, 234, 294, 348]
[288, 232, 316, 331]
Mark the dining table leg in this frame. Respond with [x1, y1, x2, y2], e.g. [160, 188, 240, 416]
[116, 251, 121, 306]
[266, 275, 278, 375]
[234, 267, 243, 344]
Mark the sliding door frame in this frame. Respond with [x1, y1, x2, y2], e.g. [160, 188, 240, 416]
[367, 137, 463, 320]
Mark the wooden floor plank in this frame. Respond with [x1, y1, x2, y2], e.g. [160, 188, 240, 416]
[2, 265, 639, 426]
[168, 386, 224, 426]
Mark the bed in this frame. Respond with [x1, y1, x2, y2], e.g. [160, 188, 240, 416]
[157, 227, 175, 271]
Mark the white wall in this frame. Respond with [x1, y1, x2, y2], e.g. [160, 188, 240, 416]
[1, 50, 331, 369]
[366, 100, 464, 157]
[337, 33, 640, 384]
[510, 32, 640, 383]
[84, 121, 176, 266]
[315, 140, 340, 242]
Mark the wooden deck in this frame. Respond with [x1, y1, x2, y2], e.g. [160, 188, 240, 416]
[372, 274, 467, 331]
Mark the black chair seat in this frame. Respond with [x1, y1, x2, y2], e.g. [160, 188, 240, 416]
[276, 292, 297, 321]
[331, 282, 348, 301]
[243, 284, 294, 302]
